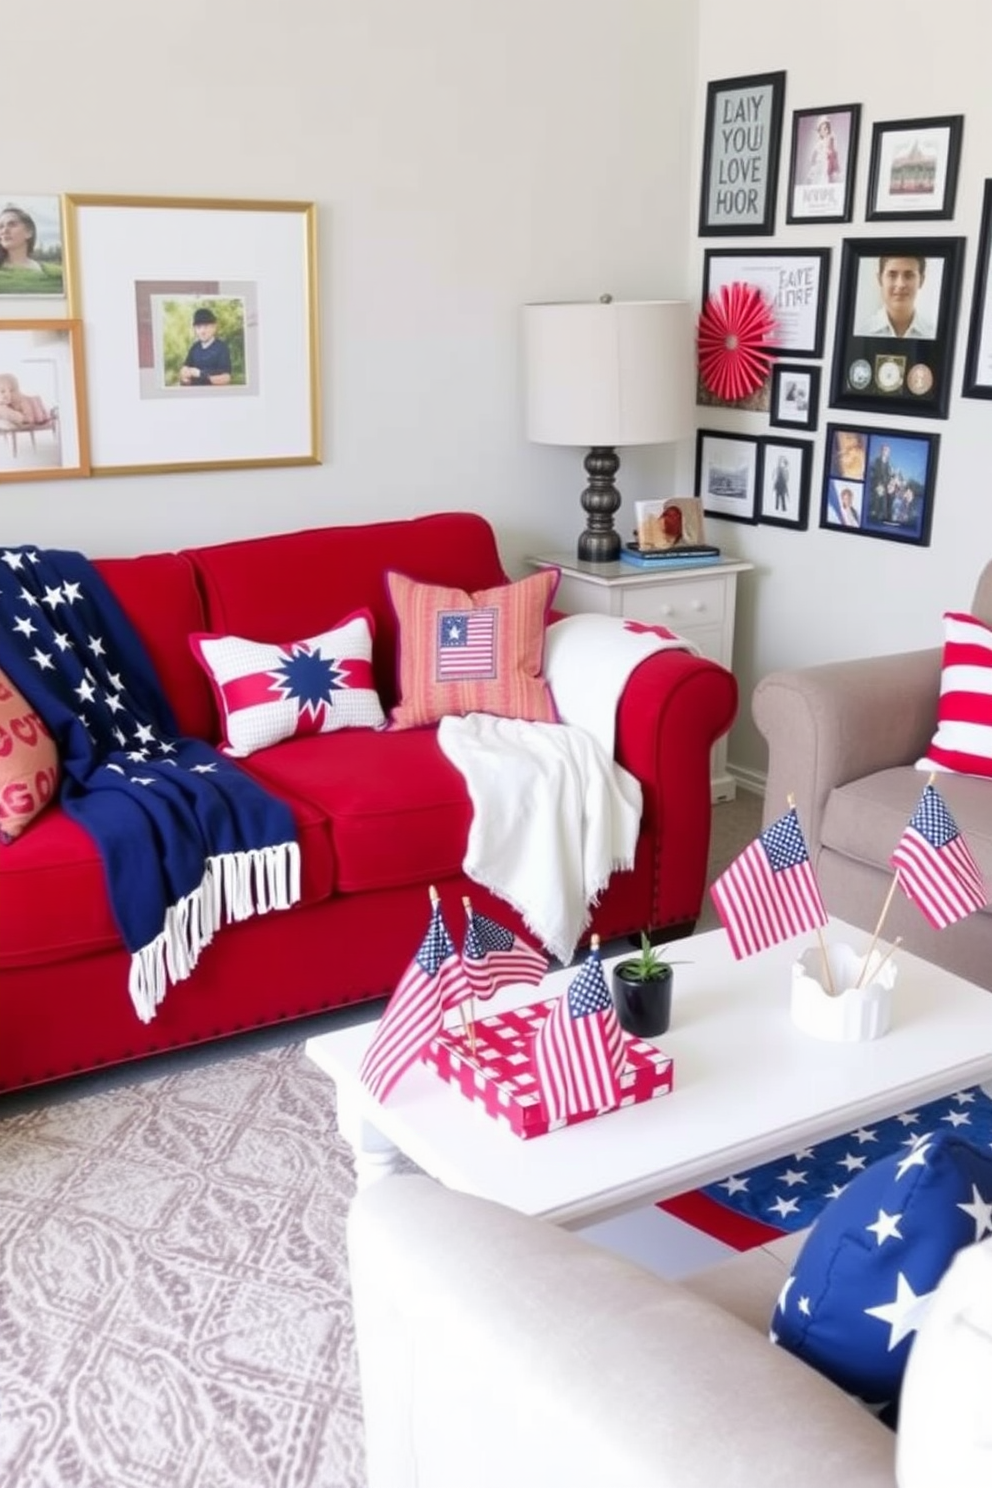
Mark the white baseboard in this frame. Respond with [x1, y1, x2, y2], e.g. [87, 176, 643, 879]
[726, 764, 766, 799]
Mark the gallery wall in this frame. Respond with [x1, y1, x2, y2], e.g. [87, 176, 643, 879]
[0, 0, 696, 577]
[692, 0, 992, 784]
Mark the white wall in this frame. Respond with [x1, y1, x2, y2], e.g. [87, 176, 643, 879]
[1, 0, 697, 580]
[693, 0, 992, 783]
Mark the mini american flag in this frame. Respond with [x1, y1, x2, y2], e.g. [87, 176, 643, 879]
[436, 608, 497, 679]
[359, 896, 470, 1102]
[532, 945, 626, 1122]
[457, 903, 548, 1004]
[890, 782, 987, 930]
[710, 805, 828, 959]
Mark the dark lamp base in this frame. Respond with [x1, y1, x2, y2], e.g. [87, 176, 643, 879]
[577, 445, 623, 564]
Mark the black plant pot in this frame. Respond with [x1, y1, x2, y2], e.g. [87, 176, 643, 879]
[612, 964, 673, 1038]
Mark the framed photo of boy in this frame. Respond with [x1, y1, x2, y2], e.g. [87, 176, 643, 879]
[828, 236, 964, 419]
[786, 104, 861, 224]
[698, 71, 785, 237]
[866, 115, 963, 222]
[694, 429, 759, 524]
[703, 248, 830, 358]
[757, 437, 811, 530]
[64, 194, 320, 475]
[0, 319, 89, 483]
[962, 179, 992, 401]
[768, 362, 820, 430]
[819, 423, 938, 547]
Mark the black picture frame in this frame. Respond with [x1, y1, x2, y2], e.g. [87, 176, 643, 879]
[786, 104, 861, 225]
[698, 71, 786, 237]
[769, 362, 820, 430]
[757, 437, 811, 530]
[866, 115, 963, 222]
[819, 423, 939, 547]
[828, 236, 965, 419]
[694, 429, 760, 524]
[703, 247, 830, 358]
[962, 179, 992, 401]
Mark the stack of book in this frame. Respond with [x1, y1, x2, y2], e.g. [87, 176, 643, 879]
[620, 543, 722, 571]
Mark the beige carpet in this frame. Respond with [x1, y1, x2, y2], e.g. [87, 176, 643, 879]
[0, 792, 762, 1488]
[0, 1043, 366, 1488]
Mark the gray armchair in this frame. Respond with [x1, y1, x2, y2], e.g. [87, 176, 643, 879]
[752, 560, 992, 989]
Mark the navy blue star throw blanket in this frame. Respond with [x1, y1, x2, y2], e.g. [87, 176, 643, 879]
[0, 546, 301, 1022]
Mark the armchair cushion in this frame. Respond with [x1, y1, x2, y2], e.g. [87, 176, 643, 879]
[386, 568, 560, 729]
[771, 1130, 992, 1422]
[919, 610, 992, 780]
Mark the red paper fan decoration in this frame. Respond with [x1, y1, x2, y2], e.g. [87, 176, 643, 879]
[697, 282, 778, 402]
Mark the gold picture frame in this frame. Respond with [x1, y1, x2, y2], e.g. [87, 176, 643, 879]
[64, 194, 320, 476]
[0, 318, 90, 483]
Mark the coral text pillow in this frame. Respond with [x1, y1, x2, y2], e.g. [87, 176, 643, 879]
[190, 610, 386, 757]
[770, 1130, 992, 1424]
[919, 611, 992, 779]
[386, 568, 559, 729]
[0, 665, 60, 843]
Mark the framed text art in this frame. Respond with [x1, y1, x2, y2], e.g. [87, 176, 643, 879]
[694, 429, 759, 524]
[962, 179, 992, 401]
[786, 104, 861, 225]
[698, 71, 785, 237]
[819, 422, 939, 547]
[0, 319, 89, 483]
[0, 195, 65, 306]
[756, 436, 811, 530]
[866, 115, 963, 222]
[64, 195, 321, 476]
[828, 236, 964, 419]
[703, 248, 830, 358]
[769, 362, 820, 431]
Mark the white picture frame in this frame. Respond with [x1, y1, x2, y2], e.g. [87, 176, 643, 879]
[64, 195, 320, 475]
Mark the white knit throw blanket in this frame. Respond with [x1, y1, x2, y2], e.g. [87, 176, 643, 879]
[437, 713, 643, 963]
[436, 613, 696, 960]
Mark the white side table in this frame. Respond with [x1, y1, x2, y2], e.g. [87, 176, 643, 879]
[529, 554, 752, 802]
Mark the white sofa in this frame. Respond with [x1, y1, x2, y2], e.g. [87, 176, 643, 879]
[347, 1175, 991, 1487]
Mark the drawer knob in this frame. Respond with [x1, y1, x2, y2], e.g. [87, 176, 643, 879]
[691, 600, 704, 612]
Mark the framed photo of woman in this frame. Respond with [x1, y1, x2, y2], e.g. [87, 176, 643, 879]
[786, 104, 861, 225]
[0, 195, 65, 303]
[757, 437, 811, 530]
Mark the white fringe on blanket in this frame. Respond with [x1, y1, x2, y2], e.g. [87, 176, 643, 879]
[128, 842, 302, 1023]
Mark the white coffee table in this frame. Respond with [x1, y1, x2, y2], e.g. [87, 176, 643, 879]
[306, 918, 992, 1230]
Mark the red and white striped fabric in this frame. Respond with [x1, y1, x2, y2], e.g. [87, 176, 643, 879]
[920, 610, 992, 779]
[190, 610, 385, 757]
[532, 948, 625, 1122]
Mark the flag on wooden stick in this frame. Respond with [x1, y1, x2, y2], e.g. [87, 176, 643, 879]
[533, 939, 626, 1122]
[890, 782, 987, 930]
[358, 890, 470, 1102]
[710, 805, 828, 959]
[459, 901, 548, 1004]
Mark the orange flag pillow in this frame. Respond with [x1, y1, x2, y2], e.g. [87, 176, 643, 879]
[0, 665, 60, 842]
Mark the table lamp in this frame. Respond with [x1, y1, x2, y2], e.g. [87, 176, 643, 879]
[522, 295, 694, 563]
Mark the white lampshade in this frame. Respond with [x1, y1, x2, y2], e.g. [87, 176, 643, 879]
[522, 298, 694, 448]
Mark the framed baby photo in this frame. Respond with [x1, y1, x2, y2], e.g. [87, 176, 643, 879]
[0, 319, 90, 483]
[866, 115, 963, 222]
[768, 362, 820, 430]
[694, 429, 759, 524]
[698, 71, 786, 236]
[829, 236, 965, 419]
[786, 104, 861, 224]
[819, 423, 938, 547]
[756, 437, 811, 530]
[63, 194, 321, 475]
[0, 195, 65, 305]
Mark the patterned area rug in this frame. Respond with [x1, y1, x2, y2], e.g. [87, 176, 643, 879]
[0, 1043, 365, 1488]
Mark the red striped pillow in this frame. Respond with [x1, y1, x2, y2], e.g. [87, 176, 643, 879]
[920, 611, 992, 778]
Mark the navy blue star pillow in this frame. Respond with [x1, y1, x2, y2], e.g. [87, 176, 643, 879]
[770, 1130, 992, 1424]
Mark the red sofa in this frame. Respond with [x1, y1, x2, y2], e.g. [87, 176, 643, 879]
[0, 512, 738, 1093]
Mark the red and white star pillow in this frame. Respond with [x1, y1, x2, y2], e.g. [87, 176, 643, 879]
[190, 610, 386, 757]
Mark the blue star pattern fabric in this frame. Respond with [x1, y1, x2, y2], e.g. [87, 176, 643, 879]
[0, 547, 301, 1021]
[705, 1085, 992, 1231]
[769, 1129, 992, 1424]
